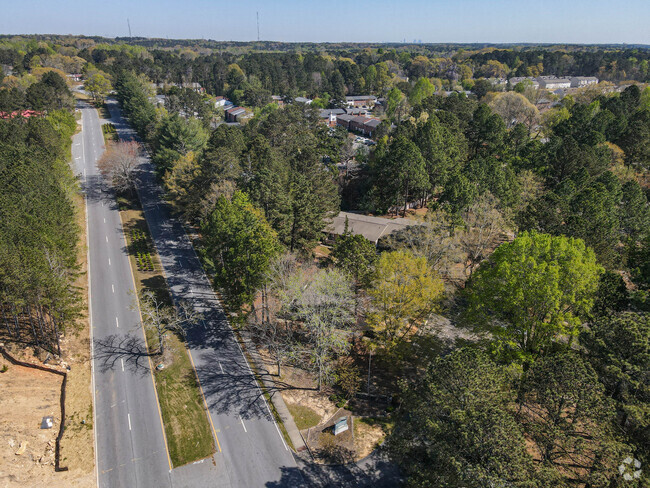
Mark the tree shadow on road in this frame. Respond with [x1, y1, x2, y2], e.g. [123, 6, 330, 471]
[93, 333, 154, 376]
[266, 450, 401, 488]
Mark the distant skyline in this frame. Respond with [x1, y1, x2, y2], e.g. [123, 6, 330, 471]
[1, 0, 649, 45]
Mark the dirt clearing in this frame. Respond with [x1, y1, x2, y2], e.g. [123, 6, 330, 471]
[0, 357, 94, 487]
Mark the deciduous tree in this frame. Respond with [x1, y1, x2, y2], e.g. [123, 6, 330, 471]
[97, 140, 140, 194]
[284, 267, 355, 390]
[466, 231, 602, 360]
[367, 250, 444, 350]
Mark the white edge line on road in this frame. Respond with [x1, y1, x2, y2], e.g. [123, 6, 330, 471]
[82, 105, 101, 487]
[121, 358, 124, 372]
[239, 415, 247, 433]
[112, 284, 114, 293]
[108, 258, 111, 266]
[106, 235, 108, 243]
[103, 218, 106, 223]
[115, 317, 119, 328]
[128, 413, 132, 431]
[273, 419, 289, 451]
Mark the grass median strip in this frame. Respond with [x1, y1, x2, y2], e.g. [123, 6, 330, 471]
[118, 194, 215, 467]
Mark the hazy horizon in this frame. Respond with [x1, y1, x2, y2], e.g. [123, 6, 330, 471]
[1, 0, 649, 45]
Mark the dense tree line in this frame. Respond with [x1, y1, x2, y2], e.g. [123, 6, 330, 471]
[0, 74, 80, 355]
[4, 37, 650, 117]
[361, 86, 650, 279]
[469, 48, 650, 81]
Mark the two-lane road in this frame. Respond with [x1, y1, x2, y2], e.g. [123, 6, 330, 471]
[73, 100, 172, 488]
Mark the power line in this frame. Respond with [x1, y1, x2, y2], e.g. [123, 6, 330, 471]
[256, 11, 260, 41]
[127, 18, 132, 38]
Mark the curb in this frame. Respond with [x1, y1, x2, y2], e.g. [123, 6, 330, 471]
[238, 331, 307, 453]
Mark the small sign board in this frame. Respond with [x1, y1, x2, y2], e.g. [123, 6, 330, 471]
[333, 417, 348, 436]
[40, 416, 53, 429]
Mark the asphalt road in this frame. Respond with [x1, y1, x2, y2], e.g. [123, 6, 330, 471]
[104, 99, 305, 488]
[73, 100, 173, 488]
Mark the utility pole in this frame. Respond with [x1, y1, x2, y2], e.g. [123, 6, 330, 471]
[127, 18, 132, 38]
[256, 11, 260, 41]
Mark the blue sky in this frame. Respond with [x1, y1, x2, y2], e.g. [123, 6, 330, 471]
[1, 0, 648, 44]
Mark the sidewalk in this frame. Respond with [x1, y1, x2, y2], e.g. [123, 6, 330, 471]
[238, 331, 307, 453]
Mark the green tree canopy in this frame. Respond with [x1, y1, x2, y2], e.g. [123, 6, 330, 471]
[466, 231, 602, 360]
[518, 352, 628, 485]
[389, 348, 540, 488]
[201, 191, 281, 310]
[581, 312, 650, 458]
[331, 221, 377, 289]
[367, 250, 444, 350]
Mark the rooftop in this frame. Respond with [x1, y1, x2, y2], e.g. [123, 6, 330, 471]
[346, 95, 377, 101]
[324, 211, 420, 244]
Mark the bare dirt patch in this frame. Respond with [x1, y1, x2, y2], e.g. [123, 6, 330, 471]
[353, 418, 387, 460]
[0, 358, 94, 487]
[262, 356, 338, 424]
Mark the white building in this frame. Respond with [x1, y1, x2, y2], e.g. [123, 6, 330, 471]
[570, 76, 599, 88]
[536, 76, 571, 90]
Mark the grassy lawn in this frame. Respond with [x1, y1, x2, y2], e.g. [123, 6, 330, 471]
[118, 194, 215, 467]
[287, 404, 321, 430]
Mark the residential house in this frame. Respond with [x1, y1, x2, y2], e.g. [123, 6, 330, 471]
[489, 77, 508, 87]
[319, 108, 345, 127]
[335, 113, 354, 130]
[323, 211, 420, 245]
[225, 106, 253, 123]
[337, 114, 381, 137]
[184, 82, 205, 94]
[271, 95, 284, 106]
[294, 96, 312, 104]
[214, 96, 228, 108]
[351, 117, 380, 137]
[344, 107, 368, 116]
